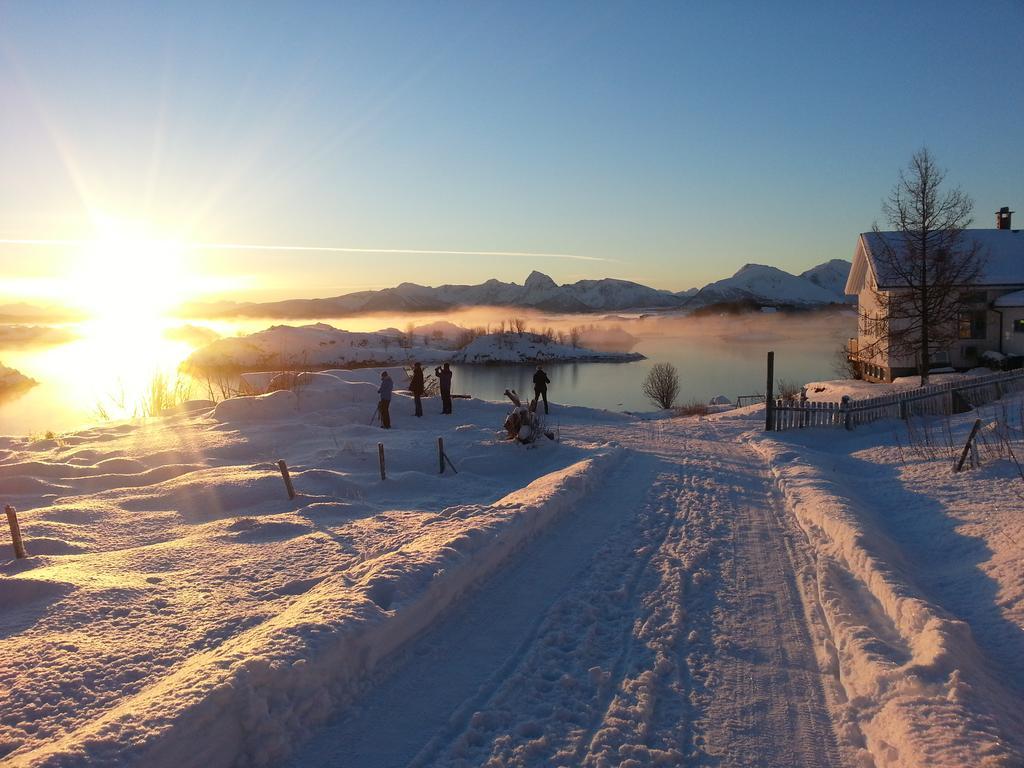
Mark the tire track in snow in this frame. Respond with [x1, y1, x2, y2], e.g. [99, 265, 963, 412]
[288, 419, 844, 767]
[285, 452, 667, 768]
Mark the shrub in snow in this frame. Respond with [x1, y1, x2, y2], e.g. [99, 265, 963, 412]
[641, 363, 680, 409]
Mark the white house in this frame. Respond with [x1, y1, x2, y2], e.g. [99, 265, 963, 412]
[845, 207, 1024, 382]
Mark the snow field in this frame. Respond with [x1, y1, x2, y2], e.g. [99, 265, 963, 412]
[747, 399, 1024, 767]
[1, 371, 624, 766]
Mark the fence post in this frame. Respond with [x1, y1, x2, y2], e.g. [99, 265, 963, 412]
[765, 351, 775, 431]
[277, 460, 296, 499]
[841, 395, 852, 431]
[5, 505, 28, 559]
[378, 443, 386, 481]
[954, 419, 983, 473]
[438, 437, 445, 474]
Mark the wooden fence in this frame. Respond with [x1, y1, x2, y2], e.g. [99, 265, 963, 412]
[767, 369, 1024, 432]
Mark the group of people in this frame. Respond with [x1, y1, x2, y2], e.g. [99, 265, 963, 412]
[375, 362, 551, 429]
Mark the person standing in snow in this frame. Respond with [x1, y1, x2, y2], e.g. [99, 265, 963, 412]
[435, 362, 453, 414]
[410, 362, 425, 417]
[377, 371, 393, 428]
[533, 364, 551, 414]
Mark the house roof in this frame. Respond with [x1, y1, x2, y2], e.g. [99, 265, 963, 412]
[994, 289, 1024, 308]
[845, 228, 1024, 294]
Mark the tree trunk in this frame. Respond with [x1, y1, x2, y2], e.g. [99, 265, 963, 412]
[919, 231, 930, 386]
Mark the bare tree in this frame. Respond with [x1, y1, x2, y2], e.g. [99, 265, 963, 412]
[642, 362, 680, 409]
[568, 326, 582, 348]
[865, 148, 985, 384]
[511, 317, 526, 335]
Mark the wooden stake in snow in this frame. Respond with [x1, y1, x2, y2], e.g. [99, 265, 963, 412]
[277, 460, 296, 499]
[378, 442, 386, 481]
[438, 437, 445, 474]
[765, 351, 775, 431]
[5, 504, 27, 559]
[954, 418, 984, 473]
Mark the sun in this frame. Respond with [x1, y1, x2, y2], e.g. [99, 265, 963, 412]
[68, 218, 191, 322]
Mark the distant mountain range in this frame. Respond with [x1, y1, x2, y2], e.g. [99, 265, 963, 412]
[178, 259, 853, 318]
[684, 259, 855, 310]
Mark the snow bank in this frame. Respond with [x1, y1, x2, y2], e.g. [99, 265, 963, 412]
[804, 368, 1000, 403]
[216, 369, 411, 423]
[238, 366, 409, 394]
[11, 451, 617, 768]
[748, 420, 1024, 766]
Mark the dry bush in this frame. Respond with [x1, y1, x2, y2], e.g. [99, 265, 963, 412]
[642, 362, 680, 409]
[776, 378, 803, 402]
[674, 399, 708, 417]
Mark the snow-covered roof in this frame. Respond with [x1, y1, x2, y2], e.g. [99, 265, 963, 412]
[994, 289, 1024, 308]
[846, 229, 1024, 293]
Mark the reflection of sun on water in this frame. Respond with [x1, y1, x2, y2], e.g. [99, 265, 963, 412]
[58, 219, 199, 419]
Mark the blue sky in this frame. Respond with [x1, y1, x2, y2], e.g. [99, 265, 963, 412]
[1, 0, 1022, 303]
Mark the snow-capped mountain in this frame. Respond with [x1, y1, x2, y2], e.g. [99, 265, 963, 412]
[800, 259, 855, 302]
[183, 261, 853, 318]
[685, 262, 849, 309]
[188, 272, 687, 317]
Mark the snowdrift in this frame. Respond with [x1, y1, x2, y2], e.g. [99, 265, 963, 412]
[749, 426, 1024, 767]
[10, 452, 617, 767]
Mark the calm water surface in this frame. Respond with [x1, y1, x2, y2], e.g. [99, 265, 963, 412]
[0, 312, 853, 436]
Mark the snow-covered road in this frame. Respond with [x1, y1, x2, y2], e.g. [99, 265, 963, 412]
[288, 419, 841, 767]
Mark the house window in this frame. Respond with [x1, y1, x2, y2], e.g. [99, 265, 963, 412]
[958, 310, 987, 340]
[1014, 319, 1024, 334]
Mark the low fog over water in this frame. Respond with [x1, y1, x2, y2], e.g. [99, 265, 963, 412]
[0, 308, 854, 435]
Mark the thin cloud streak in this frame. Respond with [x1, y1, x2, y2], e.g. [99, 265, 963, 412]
[0, 238, 615, 263]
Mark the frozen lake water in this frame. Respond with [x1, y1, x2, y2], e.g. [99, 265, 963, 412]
[0, 309, 854, 435]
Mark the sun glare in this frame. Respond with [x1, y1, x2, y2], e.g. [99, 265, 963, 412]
[68, 218, 191, 322]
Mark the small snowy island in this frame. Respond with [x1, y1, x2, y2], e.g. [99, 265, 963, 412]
[186, 322, 644, 372]
[0, 363, 36, 395]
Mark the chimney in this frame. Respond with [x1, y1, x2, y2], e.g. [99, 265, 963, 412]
[996, 206, 1013, 229]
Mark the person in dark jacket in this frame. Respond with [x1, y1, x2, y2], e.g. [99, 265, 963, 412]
[377, 371, 393, 428]
[410, 362, 425, 417]
[533, 365, 551, 414]
[435, 362, 453, 414]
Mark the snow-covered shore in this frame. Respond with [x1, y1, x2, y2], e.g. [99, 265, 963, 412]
[185, 323, 643, 372]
